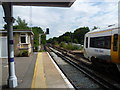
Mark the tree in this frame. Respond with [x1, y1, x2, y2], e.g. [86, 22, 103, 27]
[15, 16, 29, 29]
[41, 35, 46, 45]
[73, 27, 89, 44]
[47, 38, 53, 43]
[47, 27, 90, 45]
[32, 27, 45, 48]
[58, 32, 72, 43]
[3, 16, 29, 30]
[73, 39, 78, 43]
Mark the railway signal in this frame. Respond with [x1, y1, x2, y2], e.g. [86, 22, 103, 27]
[46, 28, 49, 34]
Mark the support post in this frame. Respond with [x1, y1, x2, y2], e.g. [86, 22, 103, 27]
[2, 2, 17, 88]
[39, 34, 41, 45]
[38, 34, 42, 51]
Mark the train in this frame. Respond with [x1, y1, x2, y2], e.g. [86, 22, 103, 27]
[84, 24, 120, 71]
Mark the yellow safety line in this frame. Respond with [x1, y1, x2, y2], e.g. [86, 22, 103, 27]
[31, 53, 47, 89]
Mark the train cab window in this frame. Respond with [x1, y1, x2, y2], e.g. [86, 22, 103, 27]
[113, 34, 118, 51]
[90, 38, 95, 47]
[86, 37, 88, 48]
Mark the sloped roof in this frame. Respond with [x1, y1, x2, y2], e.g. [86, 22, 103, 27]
[0, 29, 34, 35]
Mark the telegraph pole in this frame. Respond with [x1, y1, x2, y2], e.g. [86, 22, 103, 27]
[2, 2, 17, 88]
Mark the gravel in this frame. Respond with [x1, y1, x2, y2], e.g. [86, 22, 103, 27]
[49, 52, 102, 89]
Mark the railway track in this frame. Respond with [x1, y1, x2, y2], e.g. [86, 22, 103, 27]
[45, 46, 120, 90]
[52, 45, 91, 64]
[51, 45, 120, 78]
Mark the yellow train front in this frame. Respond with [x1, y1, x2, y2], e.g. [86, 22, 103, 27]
[84, 25, 120, 71]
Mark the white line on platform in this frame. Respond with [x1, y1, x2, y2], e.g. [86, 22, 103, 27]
[47, 52, 75, 89]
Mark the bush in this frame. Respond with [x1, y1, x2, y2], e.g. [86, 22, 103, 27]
[22, 50, 28, 56]
[59, 42, 81, 50]
[54, 42, 59, 47]
[60, 42, 67, 48]
[65, 44, 79, 50]
[19, 50, 29, 57]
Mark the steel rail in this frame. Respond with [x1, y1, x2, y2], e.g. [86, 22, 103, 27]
[47, 46, 120, 90]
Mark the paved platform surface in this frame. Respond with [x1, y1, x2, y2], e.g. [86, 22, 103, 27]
[1, 52, 72, 89]
[2, 53, 37, 88]
[31, 52, 70, 88]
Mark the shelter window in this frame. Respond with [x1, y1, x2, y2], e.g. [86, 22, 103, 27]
[20, 34, 28, 44]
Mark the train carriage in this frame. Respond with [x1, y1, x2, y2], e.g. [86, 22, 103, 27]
[84, 25, 120, 71]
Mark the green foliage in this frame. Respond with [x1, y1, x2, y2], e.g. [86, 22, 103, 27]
[3, 24, 7, 30]
[58, 32, 73, 43]
[59, 42, 80, 50]
[65, 44, 79, 50]
[47, 27, 90, 45]
[32, 27, 44, 34]
[41, 34, 46, 45]
[60, 42, 66, 48]
[32, 27, 46, 51]
[47, 37, 58, 44]
[47, 38, 53, 43]
[15, 16, 29, 29]
[54, 42, 59, 46]
[19, 50, 29, 57]
[73, 27, 89, 44]
[4, 16, 29, 29]
[13, 16, 29, 29]
[73, 39, 78, 43]
[32, 27, 43, 48]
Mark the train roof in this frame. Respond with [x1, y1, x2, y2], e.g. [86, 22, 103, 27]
[87, 24, 119, 34]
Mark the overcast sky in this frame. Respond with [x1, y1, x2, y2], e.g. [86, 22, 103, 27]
[0, 0, 119, 39]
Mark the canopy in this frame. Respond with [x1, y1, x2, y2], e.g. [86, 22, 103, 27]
[1, 0, 76, 7]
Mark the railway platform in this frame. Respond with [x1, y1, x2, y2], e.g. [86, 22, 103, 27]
[1, 52, 73, 89]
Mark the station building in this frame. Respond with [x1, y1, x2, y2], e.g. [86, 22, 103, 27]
[0, 29, 34, 58]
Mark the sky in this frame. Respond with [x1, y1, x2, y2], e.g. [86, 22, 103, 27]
[0, 0, 119, 39]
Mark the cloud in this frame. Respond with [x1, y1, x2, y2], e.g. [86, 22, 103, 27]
[0, 0, 118, 39]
